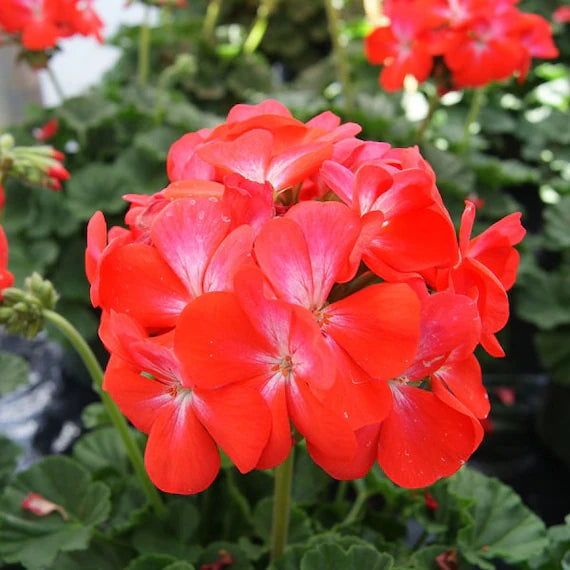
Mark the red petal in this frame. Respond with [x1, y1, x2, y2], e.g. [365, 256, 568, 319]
[288, 376, 357, 462]
[198, 129, 273, 184]
[193, 385, 271, 473]
[99, 243, 189, 329]
[103, 355, 171, 433]
[308, 424, 380, 480]
[145, 401, 220, 494]
[256, 378, 293, 469]
[254, 217, 315, 307]
[325, 283, 420, 381]
[286, 200, 361, 288]
[434, 355, 490, 419]
[378, 384, 478, 488]
[174, 291, 273, 390]
[150, 197, 232, 298]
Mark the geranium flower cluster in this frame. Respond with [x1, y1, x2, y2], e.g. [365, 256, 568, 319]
[86, 100, 525, 495]
[365, 0, 559, 91]
[0, 0, 103, 52]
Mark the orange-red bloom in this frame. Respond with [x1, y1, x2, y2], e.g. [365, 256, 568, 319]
[88, 101, 524, 494]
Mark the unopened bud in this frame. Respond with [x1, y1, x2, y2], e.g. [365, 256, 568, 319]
[1, 287, 26, 305]
[24, 273, 58, 310]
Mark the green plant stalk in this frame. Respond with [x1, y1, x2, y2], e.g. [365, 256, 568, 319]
[459, 87, 485, 152]
[138, 6, 151, 85]
[42, 309, 166, 518]
[416, 89, 440, 144]
[203, 0, 223, 42]
[342, 478, 369, 525]
[243, 0, 278, 55]
[46, 65, 66, 102]
[270, 445, 295, 562]
[323, 0, 353, 115]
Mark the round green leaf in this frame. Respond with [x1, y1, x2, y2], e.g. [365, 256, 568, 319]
[0, 352, 30, 396]
[0, 455, 111, 569]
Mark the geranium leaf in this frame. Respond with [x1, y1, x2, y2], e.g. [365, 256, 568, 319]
[125, 553, 195, 570]
[52, 539, 134, 569]
[0, 351, 30, 396]
[300, 543, 393, 570]
[197, 541, 253, 570]
[0, 456, 111, 569]
[131, 499, 201, 562]
[449, 467, 548, 568]
[0, 435, 22, 491]
[536, 327, 570, 384]
[543, 196, 570, 250]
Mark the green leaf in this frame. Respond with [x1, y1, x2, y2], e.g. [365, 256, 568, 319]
[449, 467, 548, 568]
[528, 514, 570, 569]
[0, 435, 22, 491]
[536, 327, 570, 384]
[291, 446, 330, 505]
[421, 144, 475, 197]
[125, 553, 195, 570]
[131, 498, 201, 562]
[53, 539, 134, 570]
[107, 479, 149, 535]
[57, 93, 120, 136]
[65, 163, 129, 221]
[300, 543, 394, 570]
[517, 268, 570, 330]
[543, 196, 570, 250]
[134, 125, 186, 163]
[81, 403, 111, 429]
[0, 351, 30, 396]
[73, 426, 135, 476]
[0, 455, 111, 569]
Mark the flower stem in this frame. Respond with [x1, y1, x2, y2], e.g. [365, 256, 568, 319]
[46, 66, 65, 102]
[243, 0, 279, 55]
[459, 87, 485, 152]
[342, 478, 369, 525]
[323, 0, 353, 115]
[416, 89, 440, 144]
[270, 445, 295, 562]
[203, 0, 223, 42]
[42, 309, 166, 518]
[138, 6, 152, 85]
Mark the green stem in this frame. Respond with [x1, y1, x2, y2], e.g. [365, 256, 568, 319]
[270, 446, 295, 562]
[46, 66, 65, 102]
[459, 87, 485, 152]
[42, 309, 166, 518]
[416, 89, 440, 144]
[342, 479, 369, 525]
[243, 0, 278, 55]
[334, 480, 348, 507]
[323, 0, 353, 115]
[138, 6, 151, 85]
[203, 0, 223, 42]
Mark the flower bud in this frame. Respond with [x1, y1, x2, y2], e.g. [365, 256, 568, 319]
[24, 272, 59, 310]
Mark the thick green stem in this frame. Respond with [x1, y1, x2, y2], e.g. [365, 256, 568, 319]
[270, 446, 295, 562]
[243, 0, 278, 55]
[323, 0, 353, 115]
[138, 6, 151, 85]
[46, 66, 65, 102]
[416, 89, 440, 144]
[203, 0, 223, 42]
[459, 87, 485, 152]
[42, 309, 166, 518]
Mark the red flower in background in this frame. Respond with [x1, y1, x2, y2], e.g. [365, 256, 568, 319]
[365, 0, 559, 91]
[0, 226, 15, 299]
[0, 0, 103, 52]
